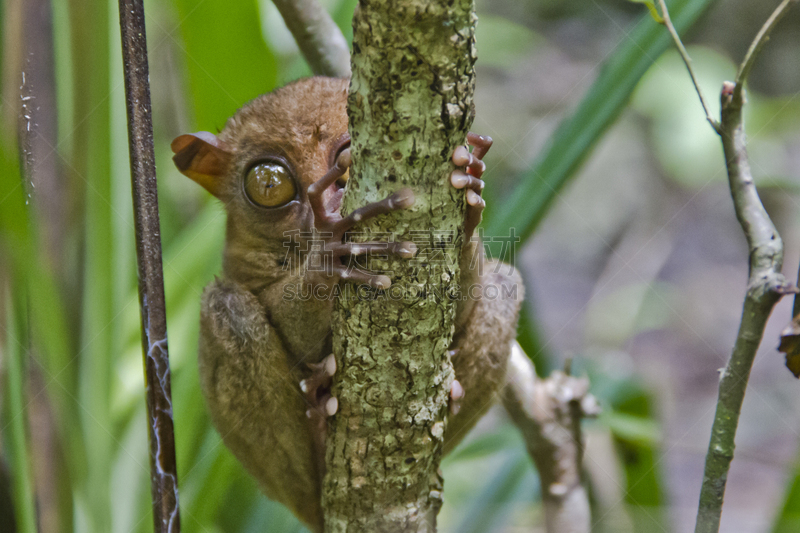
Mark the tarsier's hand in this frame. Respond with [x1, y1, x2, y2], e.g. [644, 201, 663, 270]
[307, 132, 493, 289]
[307, 145, 418, 289]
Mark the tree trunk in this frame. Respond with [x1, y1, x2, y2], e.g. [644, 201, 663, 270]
[322, 1, 477, 531]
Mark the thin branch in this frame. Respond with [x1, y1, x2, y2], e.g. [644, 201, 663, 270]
[502, 343, 599, 533]
[693, 3, 797, 531]
[656, 0, 720, 133]
[272, 0, 351, 78]
[118, 1, 181, 531]
[734, 0, 799, 101]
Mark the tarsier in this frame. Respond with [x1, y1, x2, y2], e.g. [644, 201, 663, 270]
[171, 77, 522, 532]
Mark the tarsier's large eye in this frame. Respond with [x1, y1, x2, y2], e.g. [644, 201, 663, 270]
[244, 161, 297, 207]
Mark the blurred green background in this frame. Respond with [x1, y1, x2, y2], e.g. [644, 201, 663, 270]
[1, 0, 800, 531]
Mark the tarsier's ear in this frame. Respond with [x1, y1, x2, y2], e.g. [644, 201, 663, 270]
[171, 132, 232, 197]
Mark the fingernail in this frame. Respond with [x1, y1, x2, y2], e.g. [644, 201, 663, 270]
[467, 189, 481, 206]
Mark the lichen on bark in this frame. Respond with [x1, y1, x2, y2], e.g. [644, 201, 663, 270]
[322, 0, 477, 531]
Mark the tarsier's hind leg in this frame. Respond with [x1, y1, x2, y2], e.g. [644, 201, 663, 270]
[444, 262, 524, 455]
[198, 279, 324, 532]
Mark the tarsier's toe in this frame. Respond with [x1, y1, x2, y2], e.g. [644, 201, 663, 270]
[395, 241, 418, 259]
[335, 266, 392, 290]
[466, 189, 484, 208]
[325, 397, 339, 416]
[452, 145, 487, 178]
[306, 395, 338, 418]
[450, 379, 464, 415]
[389, 188, 416, 210]
[467, 132, 493, 160]
[302, 354, 338, 418]
[321, 353, 336, 377]
[450, 169, 484, 191]
[452, 145, 472, 167]
[337, 147, 351, 169]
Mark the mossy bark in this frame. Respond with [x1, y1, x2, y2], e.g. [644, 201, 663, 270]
[322, 1, 477, 531]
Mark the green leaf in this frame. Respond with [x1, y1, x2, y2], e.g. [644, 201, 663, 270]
[75, 1, 114, 529]
[475, 15, 542, 69]
[453, 450, 535, 533]
[0, 143, 37, 533]
[628, 0, 665, 24]
[173, 0, 278, 131]
[608, 380, 667, 531]
[3, 296, 37, 533]
[601, 410, 662, 445]
[774, 460, 800, 533]
[444, 424, 521, 462]
[485, 0, 718, 257]
[517, 305, 554, 377]
[771, 433, 800, 533]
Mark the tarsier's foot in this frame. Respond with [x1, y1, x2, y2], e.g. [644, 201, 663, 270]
[308, 145, 417, 289]
[302, 354, 338, 479]
[451, 132, 493, 241]
[301, 353, 338, 418]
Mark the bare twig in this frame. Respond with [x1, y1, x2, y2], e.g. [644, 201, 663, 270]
[733, 0, 798, 101]
[272, 0, 351, 78]
[692, 2, 797, 531]
[502, 343, 599, 533]
[656, 0, 720, 132]
[117, 1, 181, 531]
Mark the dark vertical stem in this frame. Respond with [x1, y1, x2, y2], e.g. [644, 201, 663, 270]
[117, 1, 181, 532]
